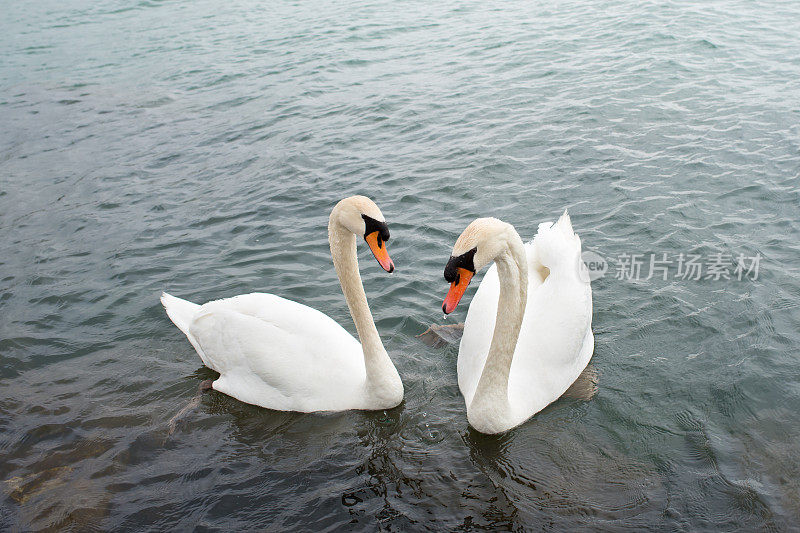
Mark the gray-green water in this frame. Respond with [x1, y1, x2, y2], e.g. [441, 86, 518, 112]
[2, 0, 800, 530]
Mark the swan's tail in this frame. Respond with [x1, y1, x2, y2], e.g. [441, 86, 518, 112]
[161, 292, 213, 367]
[532, 210, 582, 269]
[161, 292, 201, 339]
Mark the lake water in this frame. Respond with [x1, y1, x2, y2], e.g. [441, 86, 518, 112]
[2, 0, 800, 529]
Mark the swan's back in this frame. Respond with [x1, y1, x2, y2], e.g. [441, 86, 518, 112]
[164, 292, 371, 411]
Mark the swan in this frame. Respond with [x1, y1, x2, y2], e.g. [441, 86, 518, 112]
[161, 195, 404, 412]
[441, 212, 593, 434]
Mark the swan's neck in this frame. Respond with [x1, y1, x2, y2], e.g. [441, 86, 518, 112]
[470, 235, 528, 428]
[328, 219, 401, 404]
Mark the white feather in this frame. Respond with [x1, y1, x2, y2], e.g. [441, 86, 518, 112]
[456, 214, 593, 432]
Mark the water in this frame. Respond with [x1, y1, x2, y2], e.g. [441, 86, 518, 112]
[2, 0, 800, 529]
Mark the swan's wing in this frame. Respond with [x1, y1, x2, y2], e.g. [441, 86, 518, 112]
[188, 293, 367, 412]
[508, 220, 594, 417]
[507, 280, 592, 415]
[531, 211, 582, 271]
[457, 242, 544, 405]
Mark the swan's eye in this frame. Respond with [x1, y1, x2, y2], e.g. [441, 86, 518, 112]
[362, 214, 389, 242]
[443, 247, 477, 282]
[362, 215, 394, 273]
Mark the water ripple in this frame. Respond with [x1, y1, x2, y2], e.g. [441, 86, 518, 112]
[2, 0, 800, 529]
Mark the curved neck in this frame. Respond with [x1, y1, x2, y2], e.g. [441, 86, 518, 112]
[328, 218, 390, 383]
[471, 233, 528, 417]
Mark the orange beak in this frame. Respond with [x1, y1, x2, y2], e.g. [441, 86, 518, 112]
[442, 267, 474, 314]
[365, 231, 394, 272]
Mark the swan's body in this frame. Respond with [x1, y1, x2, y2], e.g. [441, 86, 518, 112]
[444, 213, 593, 433]
[162, 196, 403, 412]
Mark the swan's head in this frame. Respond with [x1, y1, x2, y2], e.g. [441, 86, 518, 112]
[442, 217, 515, 314]
[333, 195, 394, 273]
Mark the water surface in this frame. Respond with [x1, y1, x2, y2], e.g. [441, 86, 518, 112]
[2, 0, 800, 529]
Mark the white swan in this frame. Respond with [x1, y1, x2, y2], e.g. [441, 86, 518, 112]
[161, 196, 404, 412]
[441, 212, 593, 434]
